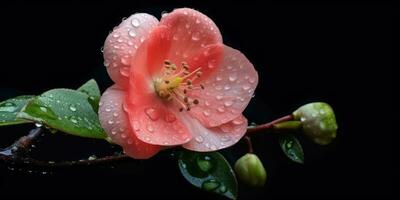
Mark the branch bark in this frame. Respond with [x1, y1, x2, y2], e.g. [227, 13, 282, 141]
[1, 115, 294, 168]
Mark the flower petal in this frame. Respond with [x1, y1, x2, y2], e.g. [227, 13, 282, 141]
[145, 8, 223, 74]
[182, 115, 248, 152]
[103, 13, 158, 88]
[99, 85, 161, 159]
[188, 45, 259, 127]
[125, 94, 193, 146]
[126, 41, 193, 146]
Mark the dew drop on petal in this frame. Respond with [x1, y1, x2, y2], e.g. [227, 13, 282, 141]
[229, 74, 237, 82]
[191, 32, 200, 41]
[120, 67, 130, 77]
[146, 124, 155, 132]
[128, 30, 136, 37]
[195, 136, 204, 143]
[131, 18, 140, 27]
[132, 120, 140, 131]
[203, 110, 211, 117]
[216, 95, 223, 100]
[242, 84, 251, 90]
[145, 108, 160, 121]
[224, 100, 234, 107]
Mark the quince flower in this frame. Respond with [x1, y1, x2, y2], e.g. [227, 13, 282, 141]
[99, 8, 258, 159]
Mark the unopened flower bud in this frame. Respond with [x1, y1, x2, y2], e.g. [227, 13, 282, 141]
[234, 153, 267, 187]
[293, 102, 338, 145]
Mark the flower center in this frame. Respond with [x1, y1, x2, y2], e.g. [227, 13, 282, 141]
[154, 60, 204, 111]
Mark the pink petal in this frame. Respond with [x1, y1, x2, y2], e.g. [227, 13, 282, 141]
[103, 13, 159, 88]
[125, 95, 193, 146]
[99, 85, 161, 159]
[125, 41, 193, 146]
[144, 8, 223, 75]
[188, 45, 259, 127]
[182, 115, 248, 152]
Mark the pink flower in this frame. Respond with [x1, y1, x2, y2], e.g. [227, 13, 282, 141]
[99, 8, 258, 159]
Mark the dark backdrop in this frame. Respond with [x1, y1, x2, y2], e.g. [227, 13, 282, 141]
[0, 1, 393, 198]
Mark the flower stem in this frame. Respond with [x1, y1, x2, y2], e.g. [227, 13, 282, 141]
[244, 136, 253, 153]
[0, 114, 294, 168]
[246, 114, 294, 134]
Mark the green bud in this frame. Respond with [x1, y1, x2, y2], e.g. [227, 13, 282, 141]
[293, 102, 338, 145]
[234, 153, 267, 187]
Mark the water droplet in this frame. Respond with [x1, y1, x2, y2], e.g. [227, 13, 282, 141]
[69, 105, 77, 112]
[228, 74, 237, 82]
[204, 101, 210, 106]
[208, 60, 216, 69]
[70, 117, 78, 124]
[145, 108, 160, 121]
[131, 18, 140, 27]
[210, 145, 217, 150]
[146, 124, 155, 132]
[108, 120, 114, 125]
[195, 18, 201, 24]
[217, 106, 225, 113]
[113, 112, 119, 117]
[120, 57, 130, 65]
[39, 106, 47, 112]
[202, 179, 220, 191]
[165, 112, 176, 123]
[132, 120, 140, 131]
[218, 185, 227, 193]
[191, 32, 200, 41]
[111, 130, 117, 135]
[215, 85, 222, 90]
[195, 136, 204, 143]
[197, 155, 213, 172]
[224, 85, 231, 90]
[183, 11, 188, 15]
[120, 67, 130, 77]
[220, 135, 231, 142]
[140, 37, 145, 43]
[128, 30, 136, 37]
[88, 155, 97, 160]
[100, 46, 104, 52]
[249, 77, 256, 83]
[216, 95, 223, 100]
[216, 76, 222, 81]
[105, 107, 111, 112]
[232, 118, 244, 125]
[112, 33, 120, 38]
[35, 123, 43, 127]
[121, 133, 127, 138]
[242, 84, 251, 90]
[203, 110, 211, 117]
[127, 139, 133, 144]
[224, 100, 234, 107]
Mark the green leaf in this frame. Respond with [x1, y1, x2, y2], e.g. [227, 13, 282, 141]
[17, 89, 106, 139]
[77, 79, 101, 112]
[178, 150, 238, 200]
[0, 95, 35, 126]
[279, 135, 304, 164]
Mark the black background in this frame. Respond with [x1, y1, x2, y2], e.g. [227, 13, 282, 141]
[0, 1, 393, 198]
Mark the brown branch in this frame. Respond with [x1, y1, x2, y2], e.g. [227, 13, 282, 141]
[0, 114, 294, 169]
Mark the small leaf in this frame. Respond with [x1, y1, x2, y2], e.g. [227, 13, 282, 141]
[17, 89, 106, 139]
[178, 151, 238, 200]
[0, 95, 35, 126]
[279, 135, 304, 164]
[77, 79, 101, 112]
